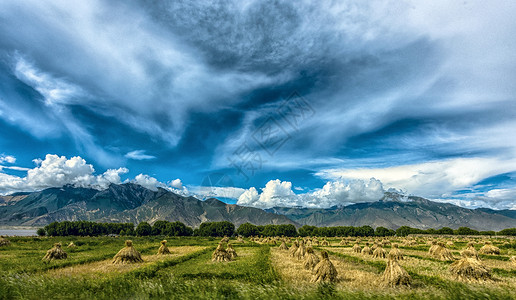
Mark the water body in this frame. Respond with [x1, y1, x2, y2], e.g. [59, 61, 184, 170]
[0, 229, 37, 236]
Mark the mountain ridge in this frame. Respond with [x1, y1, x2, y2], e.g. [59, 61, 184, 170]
[0, 184, 514, 230]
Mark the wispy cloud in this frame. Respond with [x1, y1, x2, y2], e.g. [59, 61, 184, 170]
[125, 150, 156, 161]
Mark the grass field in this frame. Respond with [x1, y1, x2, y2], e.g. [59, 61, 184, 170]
[0, 236, 515, 299]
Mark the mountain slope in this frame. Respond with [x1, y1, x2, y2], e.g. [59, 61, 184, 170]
[266, 193, 516, 231]
[0, 184, 296, 227]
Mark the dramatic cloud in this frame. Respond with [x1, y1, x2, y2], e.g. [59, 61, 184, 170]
[237, 178, 386, 209]
[125, 150, 156, 161]
[317, 157, 516, 199]
[0, 154, 184, 194]
[0, 1, 515, 210]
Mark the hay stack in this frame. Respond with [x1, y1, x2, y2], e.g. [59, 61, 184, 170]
[372, 245, 387, 259]
[212, 242, 231, 262]
[226, 243, 237, 259]
[157, 240, 171, 255]
[449, 251, 492, 281]
[388, 243, 404, 260]
[321, 238, 329, 246]
[464, 242, 479, 260]
[509, 256, 516, 267]
[383, 258, 411, 286]
[288, 240, 299, 257]
[311, 251, 338, 283]
[278, 239, 289, 250]
[432, 242, 454, 261]
[43, 243, 67, 262]
[446, 241, 454, 247]
[67, 242, 76, 249]
[304, 247, 320, 270]
[0, 236, 10, 247]
[237, 236, 245, 243]
[428, 241, 438, 255]
[361, 243, 373, 255]
[221, 236, 230, 243]
[478, 241, 500, 255]
[339, 238, 346, 246]
[295, 240, 306, 260]
[112, 240, 143, 264]
[352, 243, 362, 253]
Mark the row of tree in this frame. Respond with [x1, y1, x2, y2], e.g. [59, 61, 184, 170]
[43, 221, 134, 237]
[40, 221, 516, 237]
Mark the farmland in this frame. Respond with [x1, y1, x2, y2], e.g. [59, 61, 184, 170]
[0, 235, 515, 299]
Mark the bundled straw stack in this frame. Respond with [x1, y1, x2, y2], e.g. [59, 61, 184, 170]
[352, 243, 362, 253]
[449, 250, 492, 281]
[431, 242, 454, 261]
[295, 240, 306, 260]
[383, 258, 411, 286]
[372, 245, 387, 259]
[509, 256, 516, 267]
[288, 240, 299, 257]
[157, 240, 171, 255]
[226, 243, 237, 259]
[278, 239, 289, 250]
[112, 240, 143, 264]
[478, 241, 500, 255]
[311, 251, 338, 283]
[464, 242, 479, 260]
[303, 247, 320, 270]
[0, 236, 10, 247]
[388, 244, 403, 260]
[361, 243, 372, 255]
[43, 243, 67, 262]
[212, 242, 232, 262]
[67, 242, 76, 249]
[428, 241, 438, 255]
[321, 238, 329, 246]
[237, 236, 245, 243]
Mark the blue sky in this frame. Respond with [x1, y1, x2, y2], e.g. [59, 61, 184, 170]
[1, 1, 516, 210]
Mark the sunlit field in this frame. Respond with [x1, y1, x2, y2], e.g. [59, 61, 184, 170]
[1, 235, 515, 299]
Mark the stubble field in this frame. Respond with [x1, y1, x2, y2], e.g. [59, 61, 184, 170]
[0, 235, 515, 299]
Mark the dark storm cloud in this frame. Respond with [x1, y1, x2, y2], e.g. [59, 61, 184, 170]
[0, 1, 515, 208]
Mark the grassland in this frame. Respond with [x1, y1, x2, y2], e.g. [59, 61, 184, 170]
[0, 236, 515, 299]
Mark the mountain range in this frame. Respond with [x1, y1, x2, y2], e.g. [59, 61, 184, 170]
[0, 184, 514, 230]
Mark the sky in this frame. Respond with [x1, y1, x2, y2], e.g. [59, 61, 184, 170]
[1, 1, 516, 210]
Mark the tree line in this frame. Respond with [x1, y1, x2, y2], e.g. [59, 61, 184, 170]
[39, 221, 516, 237]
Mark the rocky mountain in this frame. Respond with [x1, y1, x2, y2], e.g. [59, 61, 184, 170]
[266, 192, 516, 231]
[0, 186, 514, 231]
[0, 183, 296, 227]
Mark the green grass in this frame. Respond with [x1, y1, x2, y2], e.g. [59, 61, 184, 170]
[1, 237, 515, 300]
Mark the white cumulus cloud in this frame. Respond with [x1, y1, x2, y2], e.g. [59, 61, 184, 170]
[0, 154, 182, 194]
[0, 155, 16, 164]
[237, 178, 385, 209]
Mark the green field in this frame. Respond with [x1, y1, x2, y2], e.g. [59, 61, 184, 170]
[0, 236, 515, 299]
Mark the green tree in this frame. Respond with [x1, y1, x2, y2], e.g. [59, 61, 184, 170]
[152, 220, 169, 235]
[437, 227, 454, 235]
[36, 228, 46, 236]
[375, 226, 393, 236]
[135, 222, 152, 236]
[497, 228, 516, 236]
[454, 227, 480, 235]
[236, 223, 259, 237]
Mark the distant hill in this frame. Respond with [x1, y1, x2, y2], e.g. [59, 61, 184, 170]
[265, 192, 516, 231]
[0, 183, 296, 227]
[0, 186, 514, 231]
